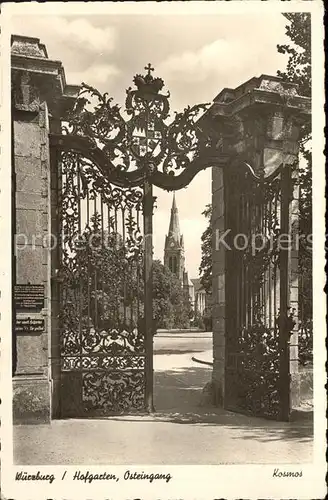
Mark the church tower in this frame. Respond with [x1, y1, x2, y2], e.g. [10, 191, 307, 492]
[164, 194, 185, 282]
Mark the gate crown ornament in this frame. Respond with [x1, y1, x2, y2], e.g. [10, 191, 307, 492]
[61, 65, 215, 189]
[131, 63, 165, 94]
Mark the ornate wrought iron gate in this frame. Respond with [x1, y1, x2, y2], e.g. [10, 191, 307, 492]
[225, 163, 294, 420]
[50, 65, 296, 420]
[57, 151, 148, 416]
[51, 68, 212, 417]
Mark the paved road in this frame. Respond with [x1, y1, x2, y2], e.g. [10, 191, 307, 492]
[13, 331, 313, 465]
[154, 330, 212, 368]
[153, 331, 213, 412]
[154, 330, 212, 354]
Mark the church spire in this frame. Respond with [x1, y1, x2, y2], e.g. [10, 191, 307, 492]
[168, 193, 180, 243]
[164, 193, 185, 282]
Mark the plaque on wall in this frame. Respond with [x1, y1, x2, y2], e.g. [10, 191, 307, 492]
[14, 284, 44, 310]
[15, 317, 45, 333]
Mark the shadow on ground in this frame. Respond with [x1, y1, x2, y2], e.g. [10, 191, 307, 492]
[107, 364, 314, 444]
[13, 362, 313, 465]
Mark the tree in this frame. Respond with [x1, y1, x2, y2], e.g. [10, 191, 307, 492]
[152, 260, 176, 328]
[277, 13, 311, 99]
[199, 204, 212, 295]
[70, 212, 142, 332]
[198, 13, 312, 343]
[277, 12, 312, 365]
[277, 13, 312, 235]
[69, 211, 192, 332]
[153, 260, 192, 329]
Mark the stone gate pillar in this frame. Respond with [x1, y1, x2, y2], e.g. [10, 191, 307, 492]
[209, 75, 310, 409]
[11, 35, 79, 423]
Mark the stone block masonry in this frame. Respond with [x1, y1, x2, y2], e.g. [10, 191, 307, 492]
[210, 75, 310, 411]
[11, 35, 79, 423]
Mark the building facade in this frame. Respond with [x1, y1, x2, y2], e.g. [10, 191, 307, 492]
[191, 279, 207, 317]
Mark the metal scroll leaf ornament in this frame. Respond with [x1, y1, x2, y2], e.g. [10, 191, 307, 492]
[63, 64, 210, 181]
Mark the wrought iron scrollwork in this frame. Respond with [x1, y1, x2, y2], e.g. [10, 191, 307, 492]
[225, 162, 294, 419]
[58, 150, 146, 416]
[55, 64, 219, 189]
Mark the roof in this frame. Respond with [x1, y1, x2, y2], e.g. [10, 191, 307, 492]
[167, 193, 181, 243]
[191, 278, 204, 292]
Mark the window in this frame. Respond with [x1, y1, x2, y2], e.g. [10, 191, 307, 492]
[169, 255, 178, 275]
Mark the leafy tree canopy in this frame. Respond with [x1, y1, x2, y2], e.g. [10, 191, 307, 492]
[277, 13, 311, 100]
[199, 13, 312, 302]
[199, 204, 212, 295]
[277, 13, 312, 238]
[153, 259, 192, 329]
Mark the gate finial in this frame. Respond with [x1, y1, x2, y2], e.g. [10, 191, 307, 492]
[145, 63, 154, 76]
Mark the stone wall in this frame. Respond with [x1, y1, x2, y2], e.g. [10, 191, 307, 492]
[11, 35, 78, 423]
[211, 167, 226, 405]
[210, 75, 311, 409]
[13, 99, 51, 422]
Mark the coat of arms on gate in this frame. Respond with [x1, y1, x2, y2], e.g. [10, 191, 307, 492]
[63, 63, 211, 184]
[131, 122, 163, 158]
[126, 64, 169, 167]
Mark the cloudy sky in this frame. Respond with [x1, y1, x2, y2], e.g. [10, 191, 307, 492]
[7, 4, 290, 278]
